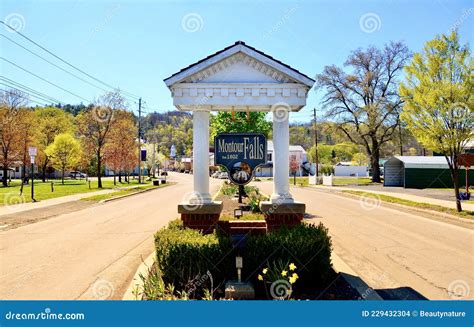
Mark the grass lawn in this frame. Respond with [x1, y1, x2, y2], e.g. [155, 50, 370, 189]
[342, 190, 474, 219]
[287, 176, 374, 187]
[81, 182, 172, 202]
[333, 177, 374, 186]
[289, 176, 309, 186]
[0, 178, 152, 205]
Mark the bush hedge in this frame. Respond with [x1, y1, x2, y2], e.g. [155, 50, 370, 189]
[244, 223, 332, 292]
[153, 221, 332, 298]
[154, 221, 234, 295]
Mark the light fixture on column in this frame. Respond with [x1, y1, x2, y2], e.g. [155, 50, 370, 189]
[246, 107, 250, 121]
[231, 106, 236, 121]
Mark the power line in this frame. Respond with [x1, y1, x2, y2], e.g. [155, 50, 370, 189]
[1, 20, 141, 100]
[1, 57, 91, 102]
[0, 88, 51, 106]
[0, 83, 58, 105]
[0, 33, 110, 94]
[0, 34, 140, 105]
[0, 76, 63, 104]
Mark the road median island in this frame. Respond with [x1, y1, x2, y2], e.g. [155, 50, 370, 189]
[81, 182, 175, 203]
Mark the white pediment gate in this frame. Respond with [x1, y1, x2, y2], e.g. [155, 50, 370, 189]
[164, 41, 314, 219]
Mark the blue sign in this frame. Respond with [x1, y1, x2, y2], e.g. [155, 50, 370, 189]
[140, 149, 147, 162]
[214, 133, 267, 185]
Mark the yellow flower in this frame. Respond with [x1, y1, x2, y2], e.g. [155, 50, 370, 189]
[262, 268, 268, 275]
[258, 274, 263, 281]
[292, 273, 299, 280]
[281, 270, 288, 277]
[289, 263, 297, 271]
[289, 276, 297, 284]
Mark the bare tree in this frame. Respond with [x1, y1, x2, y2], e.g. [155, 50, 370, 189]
[315, 42, 411, 182]
[76, 90, 127, 188]
[0, 89, 29, 187]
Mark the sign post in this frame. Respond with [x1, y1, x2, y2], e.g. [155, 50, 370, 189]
[28, 146, 37, 202]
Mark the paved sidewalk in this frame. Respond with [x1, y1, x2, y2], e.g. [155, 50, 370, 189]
[314, 185, 474, 212]
[0, 188, 117, 217]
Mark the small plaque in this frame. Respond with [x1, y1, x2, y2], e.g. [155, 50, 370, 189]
[236, 256, 243, 269]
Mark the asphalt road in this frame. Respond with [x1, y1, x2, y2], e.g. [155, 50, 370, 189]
[0, 172, 221, 300]
[255, 181, 474, 300]
[2, 175, 472, 300]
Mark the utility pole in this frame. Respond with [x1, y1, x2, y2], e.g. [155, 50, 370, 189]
[313, 107, 319, 178]
[138, 97, 142, 184]
[398, 120, 403, 156]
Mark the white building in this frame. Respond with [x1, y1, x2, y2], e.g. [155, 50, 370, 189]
[255, 140, 307, 177]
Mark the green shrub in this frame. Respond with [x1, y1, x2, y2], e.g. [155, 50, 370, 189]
[245, 186, 268, 213]
[220, 182, 238, 196]
[153, 222, 332, 299]
[243, 223, 332, 291]
[154, 227, 234, 297]
[320, 164, 334, 175]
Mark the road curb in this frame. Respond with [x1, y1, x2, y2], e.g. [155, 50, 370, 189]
[99, 184, 172, 204]
[331, 252, 384, 301]
[122, 251, 156, 300]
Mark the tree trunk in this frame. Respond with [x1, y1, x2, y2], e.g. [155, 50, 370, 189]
[20, 165, 26, 194]
[370, 142, 381, 183]
[114, 173, 116, 185]
[61, 169, 65, 185]
[452, 166, 462, 212]
[41, 161, 48, 182]
[97, 151, 102, 189]
[118, 171, 122, 183]
[2, 166, 8, 187]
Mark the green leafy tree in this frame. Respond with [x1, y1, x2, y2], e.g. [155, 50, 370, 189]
[45, 133, 81, 184]
[351, 152, 369, 166]
[210, 112, 271, 139]
[34, 107, 74, 181]
[400, 31, 473, 212]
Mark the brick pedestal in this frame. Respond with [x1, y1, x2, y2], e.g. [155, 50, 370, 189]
[178, 202, 223, 234]
[217, 220, 267, 236]
[259, 201, 305, 231]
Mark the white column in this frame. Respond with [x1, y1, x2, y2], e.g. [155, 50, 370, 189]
[192, 109, 212, 203]
[271, 109, 293, 203]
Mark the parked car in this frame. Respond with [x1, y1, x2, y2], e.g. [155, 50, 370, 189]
[184, 170, 190, 174]
[217, 172, 229, 179]
[68, 171, 87, 179]
[160, 171, 168, 176]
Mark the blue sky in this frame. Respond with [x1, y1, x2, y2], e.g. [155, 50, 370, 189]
[1, 0, 473, 122]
